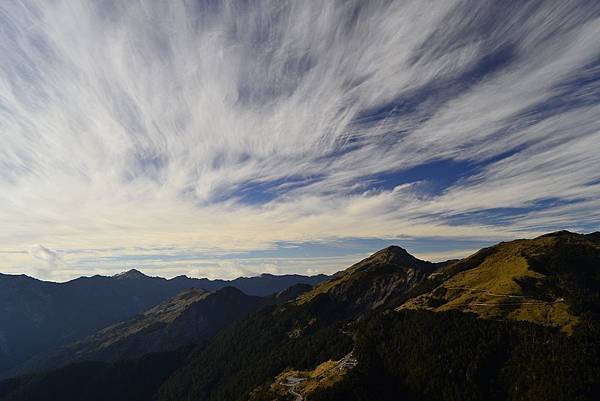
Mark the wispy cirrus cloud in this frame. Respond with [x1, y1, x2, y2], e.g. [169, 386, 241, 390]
[0, 0, 599, 280]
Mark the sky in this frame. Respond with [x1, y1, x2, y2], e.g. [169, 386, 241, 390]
[1, 0, 599, 281]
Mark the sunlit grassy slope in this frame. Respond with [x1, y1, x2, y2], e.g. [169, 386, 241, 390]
[399, 231, 600, 333]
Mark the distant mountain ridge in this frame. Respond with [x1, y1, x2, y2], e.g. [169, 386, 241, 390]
[110, 268, 330, 296]
[1, 268, 329, 296]
[0, 269, 328, 378]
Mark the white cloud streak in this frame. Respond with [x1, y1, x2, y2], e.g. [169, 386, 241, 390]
[0, 0, 599, 278]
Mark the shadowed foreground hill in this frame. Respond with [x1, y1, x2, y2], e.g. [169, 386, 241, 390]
[0, 350, 189, 401]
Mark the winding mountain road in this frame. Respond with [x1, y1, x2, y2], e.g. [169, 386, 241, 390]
[444, 286, 564, 306]
[282, 330, 358, 401]
[282, 377, 305, 401]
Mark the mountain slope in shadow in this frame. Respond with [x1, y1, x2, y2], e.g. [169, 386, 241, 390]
[0, 270, 328, 377]
[13, 287, 262, 376]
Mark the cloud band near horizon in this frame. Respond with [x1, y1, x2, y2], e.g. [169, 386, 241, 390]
[1, 0, 599, 280]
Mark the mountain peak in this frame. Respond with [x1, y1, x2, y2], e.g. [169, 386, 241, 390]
[367, 245, 427, 268]
[537, 230, 579, 239]
[378, 245, 411, 256]
[297, 244, 435, 308]
[213, 286, 247, 297]
[114, 269, 148, 279]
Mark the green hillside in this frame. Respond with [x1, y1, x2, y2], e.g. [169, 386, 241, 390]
[399, 231, 600, 332]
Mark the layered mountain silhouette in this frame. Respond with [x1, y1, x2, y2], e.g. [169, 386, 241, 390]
[158, 244, 441, 401]
[158, 232, 600, 401]
[0, 231, 598, 401]
[12, 287, 263, 376]
[0, 270, 327, 377]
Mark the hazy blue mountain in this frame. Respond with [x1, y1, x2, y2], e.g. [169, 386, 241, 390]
[0, 270, 327, 377]
[13, 287, 263, 376]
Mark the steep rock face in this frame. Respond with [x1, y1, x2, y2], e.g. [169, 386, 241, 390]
[298, 246, 437, 311]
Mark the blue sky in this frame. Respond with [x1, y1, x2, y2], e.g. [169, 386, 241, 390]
[1, 0, 599, 281]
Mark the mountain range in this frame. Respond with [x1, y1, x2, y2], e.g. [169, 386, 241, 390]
[0, 270, 327, 378]
[0, 231, 598, 401]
